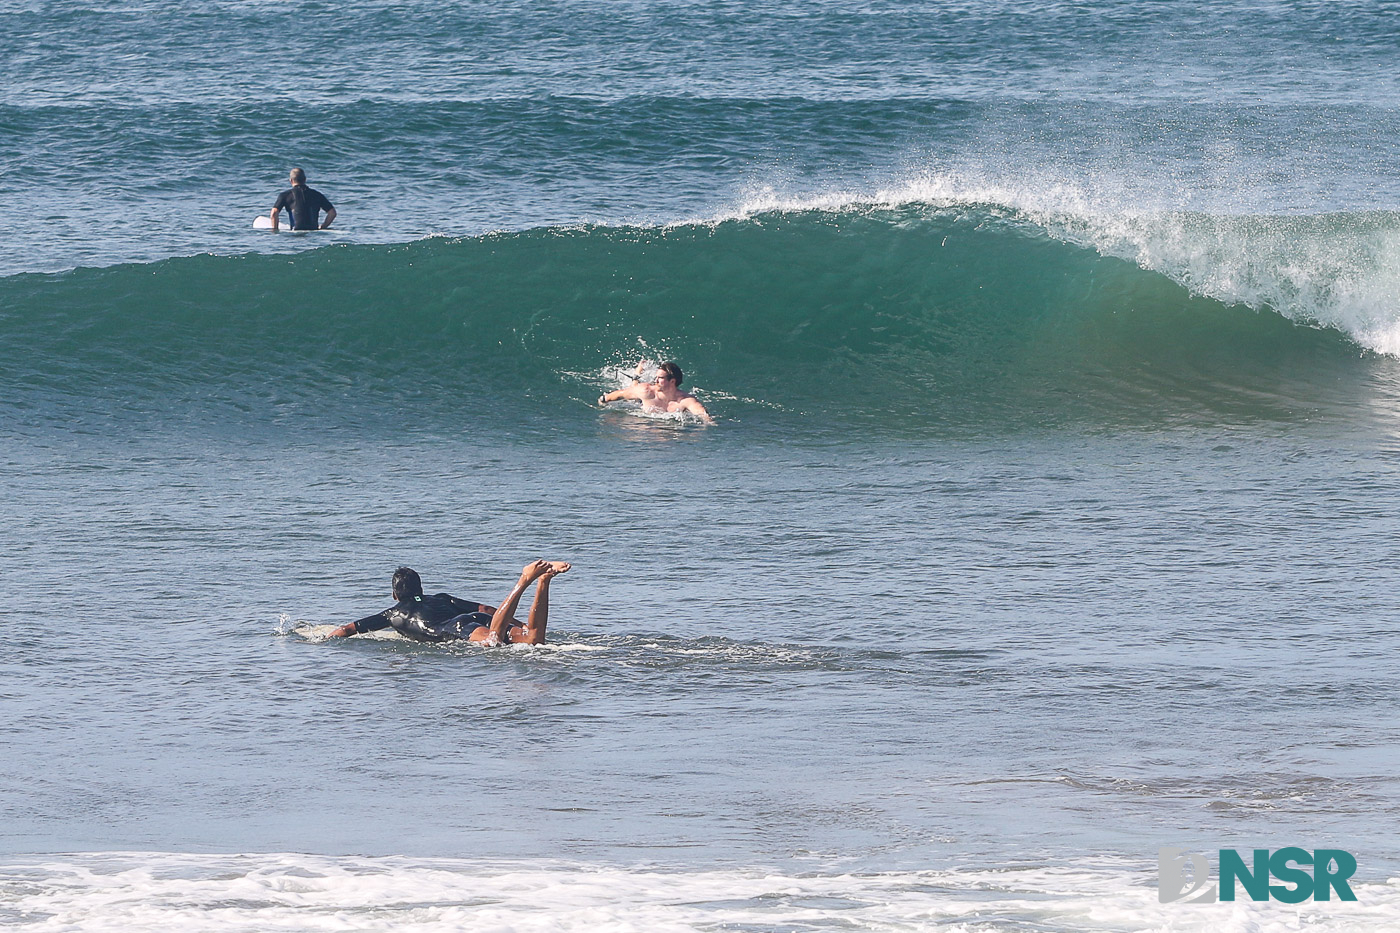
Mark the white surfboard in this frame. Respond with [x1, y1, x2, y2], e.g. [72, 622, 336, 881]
[252, 215, 323, 231]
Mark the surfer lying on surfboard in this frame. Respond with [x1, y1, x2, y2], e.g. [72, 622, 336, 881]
[598, 360, 715, 423]
[324, 560, 570, 645]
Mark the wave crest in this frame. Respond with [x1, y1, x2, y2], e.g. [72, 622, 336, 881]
[0, 204, 1386, 434]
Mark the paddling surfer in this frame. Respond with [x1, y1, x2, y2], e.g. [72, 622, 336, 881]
[598, 361, 715, 423]
[324, 560, 570, 645]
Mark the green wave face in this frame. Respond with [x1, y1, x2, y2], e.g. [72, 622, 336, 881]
[0, 206, 1385, 437]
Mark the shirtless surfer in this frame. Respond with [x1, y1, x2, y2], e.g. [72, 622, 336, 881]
[597, 361, 715, 423]
[324, 560, 570, 645]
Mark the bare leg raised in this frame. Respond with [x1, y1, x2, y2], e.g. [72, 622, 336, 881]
[471, 561, 547, 645]
[469, 561, 569, 646]
[518, 562, 570, 645]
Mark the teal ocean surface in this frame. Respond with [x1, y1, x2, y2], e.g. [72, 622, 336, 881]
[5, 2, 1400, 930]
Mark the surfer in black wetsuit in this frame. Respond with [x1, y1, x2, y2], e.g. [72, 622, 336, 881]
[270, 167, 336, 231]
[324, 561, 570, 645]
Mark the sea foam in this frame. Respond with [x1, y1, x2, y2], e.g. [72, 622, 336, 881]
[718, 172, 1400, 356]
[2, 852, 1396, 932]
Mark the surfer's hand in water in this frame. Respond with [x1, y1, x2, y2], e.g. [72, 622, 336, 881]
[597, 394, 608, 406]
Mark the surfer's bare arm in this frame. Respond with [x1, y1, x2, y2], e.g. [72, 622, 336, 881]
[599, 384, 646, 405]
[269, 207, 281, 232]
[320, 206, 336, 230]
[681, 396, 715, 424]
[325, 622, 356, 638]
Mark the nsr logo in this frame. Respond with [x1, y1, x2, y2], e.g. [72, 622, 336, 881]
[1159, 848, 1357, 904]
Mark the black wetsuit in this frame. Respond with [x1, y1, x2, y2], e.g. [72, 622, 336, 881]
[272, 184, 334, 230]
[351, 593, 493, 642]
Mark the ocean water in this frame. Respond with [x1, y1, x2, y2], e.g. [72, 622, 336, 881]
[5, 1, 1400, 930]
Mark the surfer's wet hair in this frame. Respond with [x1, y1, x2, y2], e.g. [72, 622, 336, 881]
[659, 361, 683, 387]
[392, 566, 423, 601]
[289, 167, 306, 184]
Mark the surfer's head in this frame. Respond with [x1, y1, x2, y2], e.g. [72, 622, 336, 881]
[289, 167, 306, 186]
[392, 566, 423, 601]
[656, 361, 684, 387]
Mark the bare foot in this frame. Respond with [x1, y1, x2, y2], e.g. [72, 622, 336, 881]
[520, 559, 552, 581]
[541, 560, 571, 578]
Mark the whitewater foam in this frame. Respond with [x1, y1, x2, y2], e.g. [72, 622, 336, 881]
[3, 852, 1396, 933]
[713, 172, 1400, 355]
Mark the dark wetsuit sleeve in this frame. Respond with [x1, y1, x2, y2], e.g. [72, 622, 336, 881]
[272, 190, 291, 211]
[439, 594, 483, 615]
[351, 611, 392, 634]
[312, 189, 333, 212]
